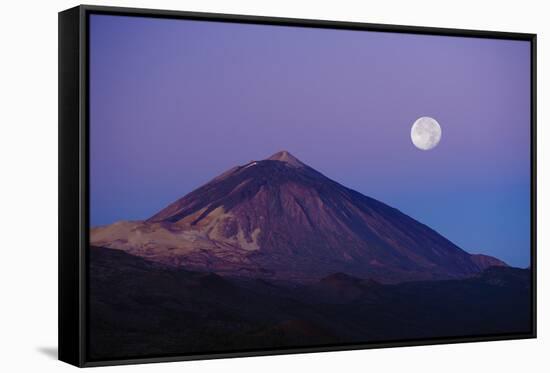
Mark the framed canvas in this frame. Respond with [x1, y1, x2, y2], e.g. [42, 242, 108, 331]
[59, 5, 537, 367]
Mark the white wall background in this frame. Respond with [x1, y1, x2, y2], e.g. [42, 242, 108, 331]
[0, 0, 547, 371]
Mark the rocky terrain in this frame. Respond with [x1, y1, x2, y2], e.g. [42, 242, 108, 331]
[92, 151, 505, 283]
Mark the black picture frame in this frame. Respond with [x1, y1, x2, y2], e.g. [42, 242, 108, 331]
[59, 4, 537, 368]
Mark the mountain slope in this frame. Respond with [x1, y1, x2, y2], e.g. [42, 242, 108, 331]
[91, 150, 504, 283]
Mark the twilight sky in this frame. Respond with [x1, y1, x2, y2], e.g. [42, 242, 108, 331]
[89, 14, 531, 267]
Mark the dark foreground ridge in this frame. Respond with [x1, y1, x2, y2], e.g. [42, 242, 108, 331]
[89, 247, 531, 360]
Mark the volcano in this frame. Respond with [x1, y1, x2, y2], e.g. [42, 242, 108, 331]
[91, 150, 505, 283]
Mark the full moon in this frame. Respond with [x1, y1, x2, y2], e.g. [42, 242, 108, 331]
[411, 116, 442, 150]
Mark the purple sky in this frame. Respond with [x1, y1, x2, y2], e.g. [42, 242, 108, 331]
[89, 14, 531, 267]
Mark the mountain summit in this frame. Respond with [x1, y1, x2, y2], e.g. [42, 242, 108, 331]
[267, 150, 306, 168]
[91, 151, 505, 283]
